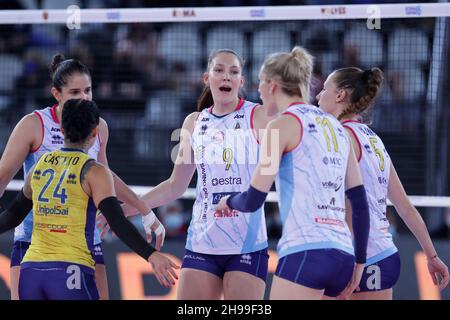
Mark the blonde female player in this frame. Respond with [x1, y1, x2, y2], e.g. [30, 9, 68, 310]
[217, 46, 370, 300]
[112, 48, 276, 300]
[315, 66, 449, 299]
[0, 54, 164, 300]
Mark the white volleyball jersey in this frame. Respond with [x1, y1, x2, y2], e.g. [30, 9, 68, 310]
[342, 120, 397, 263]
[15, 104, 101, 244]
[188, 99, 268, 254]
[275, 103, 353, 259]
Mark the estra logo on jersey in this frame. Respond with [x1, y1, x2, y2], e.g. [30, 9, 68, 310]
[211, 177, 242, 187]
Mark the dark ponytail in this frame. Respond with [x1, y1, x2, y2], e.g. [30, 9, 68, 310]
[62, 99, 99, 144]
[197, 86, 214, 112]
[49, 53, 91, 91]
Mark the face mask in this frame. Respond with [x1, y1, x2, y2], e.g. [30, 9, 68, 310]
[164, 213, 184, 230]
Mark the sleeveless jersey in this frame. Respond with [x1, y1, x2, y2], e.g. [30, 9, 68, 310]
[14, 104, 101, 244]
[189, 99, 268, 254]
[22, 148, 96, 271]
[342, 120, 397, 264]
[275, 103, 353, 259]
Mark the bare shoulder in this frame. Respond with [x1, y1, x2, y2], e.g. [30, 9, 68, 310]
[277, 113, 300, 130]
[20, 112, 42, 131]
[98, 117, 108, 133]
[97, 117, 109, 142]
[99, 117, 108, 128]
[185, 111, 200, 124]
[183, 111, 200, 131]
[343, 126, 359, 145]
[9, 112, 43, 148]
[81, 159, 111, 183]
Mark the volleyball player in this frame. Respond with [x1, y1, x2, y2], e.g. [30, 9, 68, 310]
[315, 66, 449, 299]
[111, 49, 276, 299]
[0, 54, 164, 300]
[0, 99, 178, 300]
[216, 46, 370, 300]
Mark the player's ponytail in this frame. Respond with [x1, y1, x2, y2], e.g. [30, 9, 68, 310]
[260, 46, 314, 103]
[333, 67, 384, 121]
[49, 53, 91, 91]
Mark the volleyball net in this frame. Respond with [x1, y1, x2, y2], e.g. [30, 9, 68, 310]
[0, 3, 449, 210]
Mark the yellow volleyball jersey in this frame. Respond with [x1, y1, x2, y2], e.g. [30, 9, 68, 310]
[23, 148, 96, 270]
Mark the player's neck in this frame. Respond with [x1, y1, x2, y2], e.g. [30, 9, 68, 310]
[63, 141, 87, 153]
[277, 95, 305, 113]
[211, 97, 241, 116]
[340, 113, 359, 121]
[56, 104, 62, 122]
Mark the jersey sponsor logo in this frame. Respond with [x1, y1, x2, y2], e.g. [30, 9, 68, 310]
[317, 198, 345, 213]
[199, 163, 208, 199]
[50, 127, 61, 132]
[240, 254, 252, 265]
[183, 254, 206, 261]
[358, 126, 376, 136]
[199, 124, 208, 135]
[211, 176, 242, 187]
[314, 217, 344, 227]
[321, 176, 343, 192]
[213, 131, 225, 144]
[51, 134, 64, 145]
[378, 176, 388, 185]
[212, 192, 238, 205]
[33, 169, 42, 180]
[35, 222, 68, 233]
[93, 245, 103, 256]
[298, 105, 323, 116]
[377, 198, 387, 205]
[214, 209, 239, 218]
[322, 156, 343, 167]
[201, 117, 209, 122]
[364, 144, 372, 154]
[67, 173, 77, 184]
[36, 204, 69, 216]
[307, 123, 317, 133]
[234, 114, 244, 119]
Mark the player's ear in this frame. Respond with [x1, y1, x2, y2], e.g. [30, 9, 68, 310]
[336, 89, 347, 103]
